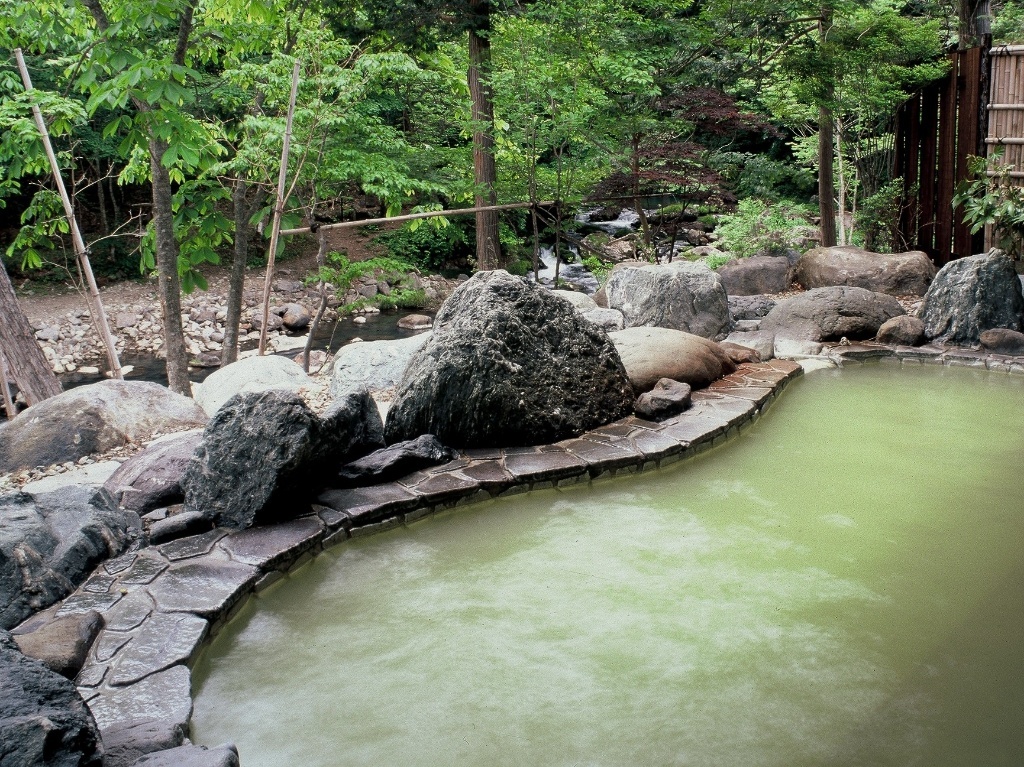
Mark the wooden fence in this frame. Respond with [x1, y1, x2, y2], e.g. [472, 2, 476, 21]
[895, 46, 985, 265]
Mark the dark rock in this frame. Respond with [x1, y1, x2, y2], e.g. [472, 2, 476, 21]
[918, 251, 1024, 346]
[794, 246, 936, 296]
[384, 270, 634, 448]
[728, 294, 777, 320]
[1, 487, 139, 630]
[273, 278, 303, 293]
[130, 743, 239, 767]
[979, 327, 1024, 355]
[877, 315, 925, 346]
[281, 303, 311, 331]
[104, 431, 203, 513]
[182, 388, 384, 529]
[249, 312, 283, 332]
[101, 718, 185, 767]
[715, 255, 792, 296]
[336, 435, 458, 487]
[604, 261, 731, 339]
[147, 511, 213, 545]
[760, 286, 905, 342]
[634, 379, 692, 420]
[12, 611, 103, 679]
[609, 327, 737, 392]
[0, 381, 207, 474]
[0, 628, 103, 766]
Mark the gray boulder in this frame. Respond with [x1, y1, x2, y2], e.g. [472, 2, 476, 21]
[728, 294, 777, 320]
[384, 270, 634, 448]
[330, 333, 431, 397]
[11, 611, 103, 680]
[877, 315, 925, 346]
[794, 246, 936, 296]
[0, 382, 207, 474]
[634, 379, 692, 421]
[716, 256, 792, 296]
[604, 261, 731, 339]
[1, 487, 138, 630]
[583, 308, 625, 332]
[550, 289, 599, 312]
[719, 341, 762, 364]
[918, 251, 1024, 346]
[979, 327, 1024, 355]
[182, 388, 384, 529]
[609, 327, 737, 392]
[101, 718, 185, 767]
[336, 435, 457, 487]
[760, 286, 905, 342]
[724, 330, 776, 361]
[103, 431, 204, 513]
[130, 743, 239, 767]
[0, 628, 103, 766]
[194, 355, 313, 417]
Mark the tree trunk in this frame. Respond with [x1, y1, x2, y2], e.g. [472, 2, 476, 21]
[818, 106, 837, 248]
[467, 2, 501, 271]
[222, 178, 249, 366]
[149, 138, 191, 396]
[0, 259, 62, 405]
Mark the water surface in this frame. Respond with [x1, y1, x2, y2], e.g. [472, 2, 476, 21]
[193, 364, 1024, 766]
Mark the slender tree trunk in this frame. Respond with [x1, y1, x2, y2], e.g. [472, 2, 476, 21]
[0, 259, 62, 405]
[817, 10, 837, 249]
[468, 1, 501, 271]
[222, 178, 249, 366]
[149, 139, 191, 396]
[302, 226, 329, 374]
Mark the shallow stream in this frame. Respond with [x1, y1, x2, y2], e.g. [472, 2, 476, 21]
[192, 364, 1024, 766]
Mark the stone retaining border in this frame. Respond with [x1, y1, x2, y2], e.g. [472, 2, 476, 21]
[15, 349, 1024, 761]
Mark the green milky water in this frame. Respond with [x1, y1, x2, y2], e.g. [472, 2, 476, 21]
[191, 363, 1024, 767]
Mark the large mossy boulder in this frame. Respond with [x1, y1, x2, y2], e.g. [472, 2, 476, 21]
[1, 486, 138, 630]
[182, 388, 384, 529]
[384, 270, 634, 448]
[608, 327, 737, 392]
[760, 286, 905, 342]
[0, 381, 207, 474]
[918, 251, 1024, 346]
[604, 261, 731, 339]
[794, 246, 936, 296]
[0, 628, 103, 767]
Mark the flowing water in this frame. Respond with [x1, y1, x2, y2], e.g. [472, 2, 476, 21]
[192, 364, 1024, 766]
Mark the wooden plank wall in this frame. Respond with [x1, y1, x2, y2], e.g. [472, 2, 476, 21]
[896, 47, 984, 265]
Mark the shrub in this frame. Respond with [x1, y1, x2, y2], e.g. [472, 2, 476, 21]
[715, 199, 813, 258]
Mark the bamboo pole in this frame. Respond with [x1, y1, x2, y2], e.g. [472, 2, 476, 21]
[14, 48, 123, 380]
[278, 200, 549, 237]
[259, 60, 301, 356]
[0, 347, 16, 421]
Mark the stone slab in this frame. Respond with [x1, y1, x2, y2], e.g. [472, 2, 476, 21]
[118, 553, 169, 586]
[401, 472, 481, 505]
[146, 559, 258, 620]
[455, 461, 514, 493]
[626, 429, 686, 462]
[502, 448, 589, 484]
[559, 437, 643, 472]
[220, 518, 324, 570]
[108, 612, 208, 686]
[103, 591, 153, 632]
[158, 529, 227, 562]
[87, 665, 192, 732]
[55, 591, 122, 618]
[317, 484, 421, 525]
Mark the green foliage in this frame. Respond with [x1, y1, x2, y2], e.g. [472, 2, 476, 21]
[703, 253, 734, 270]
[374, 218, 473, 271]
[312, 252, 422, 310]
[953, 154, 1024, 259]
[854, 178, 913, 253]
[715, 198, 812, 258]
[711, 151, 816, 202]
[993, 1, 1024, 44]
[581, 254, 612, 282]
